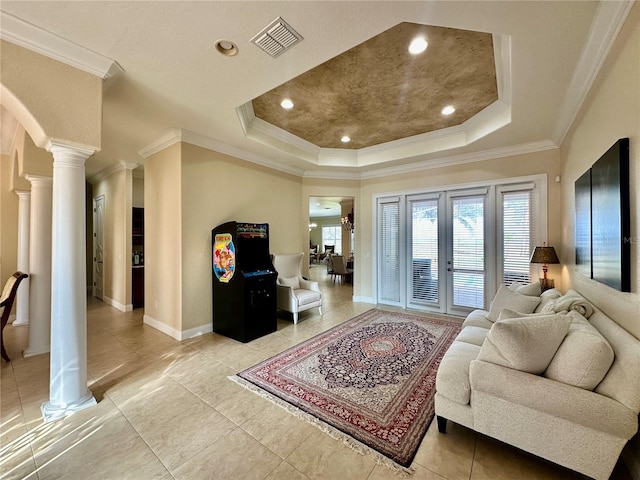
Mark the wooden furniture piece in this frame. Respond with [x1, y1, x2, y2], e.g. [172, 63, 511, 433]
[132, 207, 144, 308]
[1, 272, 28, 361]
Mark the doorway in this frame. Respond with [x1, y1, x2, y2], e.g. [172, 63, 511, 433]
[308, 196, 355, 286]
[93, 194, 105, 300]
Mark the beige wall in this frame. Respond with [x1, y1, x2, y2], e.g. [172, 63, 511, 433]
[92, 167, 131, 309]
[559, 5, 639, 338]
[1, 154, 18, 287]
[180, 143, 303, 333]
[558, 7, 640, 476]
[14, 127, 53, 178]
[144, 142, 182, 333]
[356, 149, 562, 300]
[133, 175, 144, 207]
[0, 40, 102, 150]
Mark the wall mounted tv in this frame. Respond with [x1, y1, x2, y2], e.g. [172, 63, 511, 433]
[575, 138, 630, 292]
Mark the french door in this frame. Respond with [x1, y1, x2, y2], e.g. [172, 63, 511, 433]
[401, 190, 487, 315]
[376, 178, 541, 316]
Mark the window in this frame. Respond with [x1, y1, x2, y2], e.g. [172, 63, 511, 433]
[322, 225, 342, 255]
[501, 190, 533, 285]
[376, 176, 546, 314]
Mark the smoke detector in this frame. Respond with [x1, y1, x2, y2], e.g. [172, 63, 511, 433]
[251, 17, 303, 58]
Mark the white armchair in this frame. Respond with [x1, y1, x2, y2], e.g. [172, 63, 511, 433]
[272, 253, 323, 324]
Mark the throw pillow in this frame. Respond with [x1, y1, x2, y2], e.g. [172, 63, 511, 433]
[544, 311, 615, 390]
[279, 276, 300, 289]
[487, 285, 541, 321]
[477, 314, 572, 374]
[508, 281, 542, 297]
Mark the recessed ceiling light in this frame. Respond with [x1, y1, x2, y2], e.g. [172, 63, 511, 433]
[281, 99, 294, 109]
[408, 37, 428, 55]
[215, 39, 238, 57]
[341, 136, 351, 143]
[441, 105, 456, 115]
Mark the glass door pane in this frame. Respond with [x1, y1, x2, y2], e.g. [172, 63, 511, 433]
[409, 198, 439, 307]
[449, 195, 485, 311]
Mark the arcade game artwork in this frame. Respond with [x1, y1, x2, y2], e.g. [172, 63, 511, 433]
[213, 233, 235, 283]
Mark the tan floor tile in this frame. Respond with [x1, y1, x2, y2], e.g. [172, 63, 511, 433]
[470, 434, 583, 480]
[367, 463, 447, 480]
[173, 427, 282, 480]
[117, 380, 205, 433]
[0, 442, 37, 480]
[240, 401, 316, 458]
[140, 401, 236, 473]
[264, 461, 311, 480]
[213, 381, 270, 425]
[286, 429, 377, 480]
[412, 419, 476, 480]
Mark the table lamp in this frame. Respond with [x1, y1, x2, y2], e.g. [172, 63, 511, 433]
[530, 244, 560, 291]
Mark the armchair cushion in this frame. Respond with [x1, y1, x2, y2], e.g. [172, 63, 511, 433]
[477, 313, 571, 374]
[544, 311, 614, 390]
[280, 276, 300, 289]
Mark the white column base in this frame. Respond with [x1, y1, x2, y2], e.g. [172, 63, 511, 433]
[12, 318, 29, 327]
[41, 391, 97, 423]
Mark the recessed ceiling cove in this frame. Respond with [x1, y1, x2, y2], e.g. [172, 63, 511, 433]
[238, 21, 504, 167]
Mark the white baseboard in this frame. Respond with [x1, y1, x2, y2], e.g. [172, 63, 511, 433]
[181, 323, 212, 340]
[103, 296, 133, 312]
[352, 295, 375, 304]
[143, 314, 211, 341]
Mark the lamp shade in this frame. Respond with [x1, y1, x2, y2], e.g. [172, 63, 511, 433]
[530, 246, 560, 264]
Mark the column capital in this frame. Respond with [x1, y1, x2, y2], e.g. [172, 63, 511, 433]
[46, 141, 95, 166]
[14, 190, 32, 198]
[25, 175, 53, 188]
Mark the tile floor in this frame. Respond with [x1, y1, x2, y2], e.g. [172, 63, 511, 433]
[0, 265, 632, 480]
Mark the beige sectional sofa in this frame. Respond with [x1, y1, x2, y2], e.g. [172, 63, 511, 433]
[435, 284, 640, 480]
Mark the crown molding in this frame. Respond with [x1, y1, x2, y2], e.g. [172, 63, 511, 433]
[551, 0, 634, 145]
[137, 129, 182, 158]
[0, 10, 123, 80]
[138, 128, 305, 177]
[88, 160, 139, 184]
[358, 140, 558, 180]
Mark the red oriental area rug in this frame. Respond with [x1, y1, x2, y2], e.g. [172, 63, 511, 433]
[230, 309, 461, 471]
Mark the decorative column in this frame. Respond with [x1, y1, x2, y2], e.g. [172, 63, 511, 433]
[24, 176, 52, 357]
[41, 143, 97, 422]
[13, 190, 31, 327]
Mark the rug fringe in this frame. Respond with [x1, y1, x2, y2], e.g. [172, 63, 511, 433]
[229, 375, 415, 476]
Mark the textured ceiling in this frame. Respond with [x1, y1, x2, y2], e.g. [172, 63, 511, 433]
[252, 22, 497, 150]
[0, 1, 613, 177]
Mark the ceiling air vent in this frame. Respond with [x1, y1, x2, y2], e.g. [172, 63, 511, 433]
[251, 17, 303, 58]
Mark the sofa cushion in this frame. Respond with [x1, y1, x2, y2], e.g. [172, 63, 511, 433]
[462, 310, 493, 329]
[455, 326, 489, 346]
[497, 308, 562, 321]
[436, 341, 481, 405]
[477, 313, 572, 374]
[280, 276, 300, 289]
[544, 311, 615, 390]
[487, 285, 541, 321]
